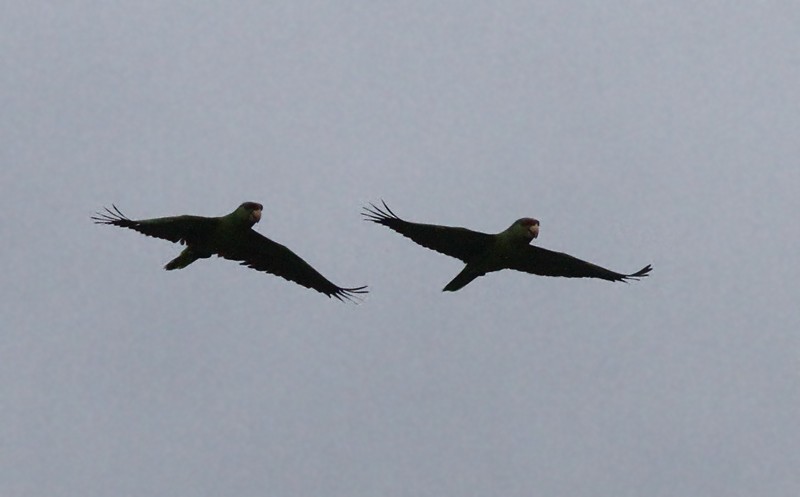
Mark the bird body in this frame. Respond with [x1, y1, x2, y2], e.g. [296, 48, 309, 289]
[92, 202, 367, 301]
[440, 217, 541, 291]
[363, 201, 651, 291]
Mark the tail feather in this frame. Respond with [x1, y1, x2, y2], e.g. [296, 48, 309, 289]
[443, 266, 484, 292]
[164, 248, 198, 270]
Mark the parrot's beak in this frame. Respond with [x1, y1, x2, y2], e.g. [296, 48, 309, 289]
[252, 209, 262, 223]
[529, 224, 539, 239]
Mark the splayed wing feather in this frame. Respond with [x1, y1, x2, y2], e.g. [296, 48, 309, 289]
[509, 245, 652, 282]
[91, 205, 214, 245]
[362, 201, 494, 263]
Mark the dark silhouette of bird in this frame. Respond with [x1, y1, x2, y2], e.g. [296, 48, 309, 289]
[93, 202, 367, 302]
[363, 201, 651, 292]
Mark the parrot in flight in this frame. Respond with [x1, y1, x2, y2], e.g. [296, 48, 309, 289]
[93, 202, 367, 302]
[363, 201, 651, 292]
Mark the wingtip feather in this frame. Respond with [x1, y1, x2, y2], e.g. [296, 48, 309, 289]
[333, 285, 369, 304]
[91, 205, 131, 225]
[362, 200, 399, 224]
[620, 264, 653, 282]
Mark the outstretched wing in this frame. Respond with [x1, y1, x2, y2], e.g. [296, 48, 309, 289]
[219, 230, 368, 302]
[91, 205, 214, 245]
[508, 245, 652, 282]
[362, 201, 495, 263]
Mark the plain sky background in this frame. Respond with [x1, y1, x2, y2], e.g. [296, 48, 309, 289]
[2, 1, 799, 496]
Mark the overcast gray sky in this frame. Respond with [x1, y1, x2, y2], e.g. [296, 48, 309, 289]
[2, 1, 799, 496]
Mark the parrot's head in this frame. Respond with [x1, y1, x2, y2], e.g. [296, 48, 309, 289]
[237, 201, 263, 226]
[511, 217, 539, 243]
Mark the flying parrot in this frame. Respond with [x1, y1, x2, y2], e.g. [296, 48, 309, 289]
[92, 202, 368, 302]
[363, 201, 652, 292]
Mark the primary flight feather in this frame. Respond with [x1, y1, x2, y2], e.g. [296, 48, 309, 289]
[92, 202, 367, 302]
[363, 201, 651, 292]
